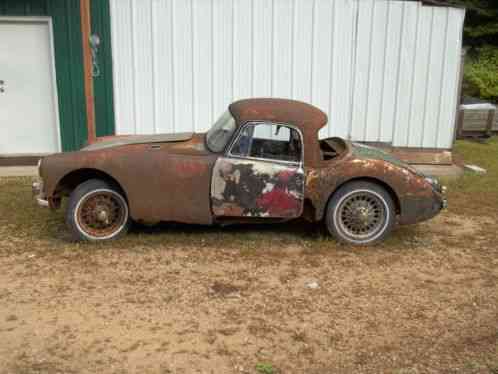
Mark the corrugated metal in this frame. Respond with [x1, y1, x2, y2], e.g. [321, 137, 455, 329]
[110, 0, 465, 149]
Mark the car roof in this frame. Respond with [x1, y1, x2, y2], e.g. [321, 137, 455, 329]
[228, 98, 328, 133]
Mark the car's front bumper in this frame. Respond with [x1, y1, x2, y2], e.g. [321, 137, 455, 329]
[32, 181, 49, 207]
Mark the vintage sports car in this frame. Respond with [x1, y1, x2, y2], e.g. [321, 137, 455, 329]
[33, 98, 447, 245]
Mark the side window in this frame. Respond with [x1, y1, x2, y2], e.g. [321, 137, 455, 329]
[230, 123, 302, 163]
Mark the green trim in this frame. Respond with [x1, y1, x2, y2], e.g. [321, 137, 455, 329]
[91, 0, 115, 137]
[0, 0, 115, 150]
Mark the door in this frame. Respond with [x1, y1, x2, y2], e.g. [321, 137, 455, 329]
[211, 122, 305, 218]
[0, 19, 60, 154]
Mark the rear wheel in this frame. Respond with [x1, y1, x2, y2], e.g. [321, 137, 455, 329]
[66, 179, 130, 241]
[325, 181, 395, 245]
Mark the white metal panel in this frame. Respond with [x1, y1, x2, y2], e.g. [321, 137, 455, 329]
[253, 0, 273, 98]
[192, 0, 214, 129]
[408, 5, 432, 147]
[212, 0, 234, 120]
[392, 1, 419, 147]
[272, 0, 293, 98]
[422, 8, 448, 148]
[233, 0, 253, 100]
[379, 1, 403, 143]
[350, 0, 374, 141]
[110, 0, 135, 134]
[438, 7, 465, 148]
[329, 0, 357, 139]
[152, 0, 176, 133]
[110, 0, 465, 149]
[172, 0, 194, 130]
[312, 0, 334, 139]
[133, 0, 154, 134]
[292, 0, 314, 102]
[365, 0, 389, 142]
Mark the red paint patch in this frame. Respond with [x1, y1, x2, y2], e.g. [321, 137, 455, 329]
[256, 187, 300, 217]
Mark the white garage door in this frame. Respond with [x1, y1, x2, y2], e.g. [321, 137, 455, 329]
[110, 0, 465, 149]
[0, 18, 60, 155]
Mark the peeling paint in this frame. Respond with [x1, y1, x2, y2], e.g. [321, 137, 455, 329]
[211, 158, 304, 218]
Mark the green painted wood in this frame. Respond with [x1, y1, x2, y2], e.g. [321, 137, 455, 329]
[0, 0, 116, 150]
[91, 0, 115, 137]
[48, 0, 88, 151]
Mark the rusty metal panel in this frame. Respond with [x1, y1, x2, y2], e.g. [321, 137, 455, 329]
[42, 134, 217, 225]
[211, 158, 304, 218]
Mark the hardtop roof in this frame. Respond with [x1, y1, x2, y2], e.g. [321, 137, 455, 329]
[228, 98, 328, 133]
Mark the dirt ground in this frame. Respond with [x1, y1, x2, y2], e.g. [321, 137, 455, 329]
[0, 174, 497, 374]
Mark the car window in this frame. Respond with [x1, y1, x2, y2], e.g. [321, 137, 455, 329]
[206, 111, 237, 153]
[230, 123, 302, 163]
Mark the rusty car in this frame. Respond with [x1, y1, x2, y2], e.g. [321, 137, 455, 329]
[33, 98, 447, 245]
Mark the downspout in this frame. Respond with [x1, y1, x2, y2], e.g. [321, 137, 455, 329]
[80, 0, 97, 145]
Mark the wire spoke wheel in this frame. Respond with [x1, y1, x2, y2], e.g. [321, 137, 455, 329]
[76, 190, 128, 239]
[336, 191, 387, 241]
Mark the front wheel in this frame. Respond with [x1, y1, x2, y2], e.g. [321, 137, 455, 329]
[325, 181, 395, 245]
[66, 179, 130, 241]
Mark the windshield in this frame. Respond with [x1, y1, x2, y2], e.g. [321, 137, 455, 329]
[206, 110, 237, 153]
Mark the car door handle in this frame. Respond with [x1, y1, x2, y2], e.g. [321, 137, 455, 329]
[150, 144, 161, 150]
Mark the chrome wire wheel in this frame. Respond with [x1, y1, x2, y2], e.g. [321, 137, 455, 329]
[326, 181, 395, 245]
[75, 189, 128, 240]
[337, 191, 386, 240]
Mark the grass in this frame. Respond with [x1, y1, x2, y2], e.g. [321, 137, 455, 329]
[255, 362, 276, 374]
[446, 136, 498, 217]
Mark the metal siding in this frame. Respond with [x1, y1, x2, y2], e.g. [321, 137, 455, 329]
[331, 0, 357, 140]
[393, 1, 418, 147]
[253, 0, 272, 98]
[313, 0, 334, 139]
[350, 0, 374, 141]
[380, 1, 403, 143]
[365, 0, 389, 142]
[110, 0, 464, 149]
[408, 4, 432, 147]
[438, 7, 465, 148]
[193, 0, 213, 130]
[422, 8, 447, 148]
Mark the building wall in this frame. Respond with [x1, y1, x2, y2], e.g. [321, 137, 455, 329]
[0, 0, 115, 151]
[110, 0, 465, 149]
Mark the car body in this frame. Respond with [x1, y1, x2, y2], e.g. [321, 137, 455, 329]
[33, 98, 447, 244]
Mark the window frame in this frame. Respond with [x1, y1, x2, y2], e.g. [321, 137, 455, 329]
[226, 121, 304, 167]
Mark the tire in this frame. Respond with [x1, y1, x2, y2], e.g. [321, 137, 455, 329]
[66, 179, 130, 242]
[325, 181, 395, 245]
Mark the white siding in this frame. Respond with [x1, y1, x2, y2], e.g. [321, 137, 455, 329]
[110, 0, 465, 149]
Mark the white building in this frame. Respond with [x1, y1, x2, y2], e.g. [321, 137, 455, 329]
[110, 0, 465, 150]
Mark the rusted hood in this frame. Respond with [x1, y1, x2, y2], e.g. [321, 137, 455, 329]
[82, 132, 194, 151]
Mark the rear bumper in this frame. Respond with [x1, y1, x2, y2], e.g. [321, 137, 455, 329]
[399, 191, 447, 225]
